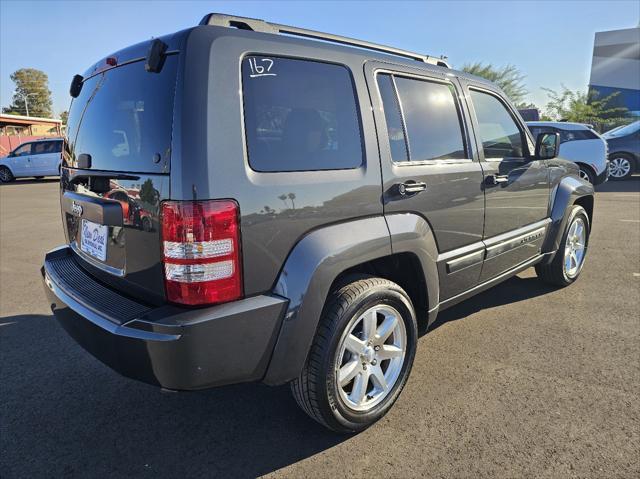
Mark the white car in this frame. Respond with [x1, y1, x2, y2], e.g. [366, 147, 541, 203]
[0, 138, 63, 182]
[527, 122, 608, 184]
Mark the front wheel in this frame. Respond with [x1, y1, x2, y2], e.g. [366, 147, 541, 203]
[536, 205, 590, 286]
[0, 166, 14, 183]
[578, 165, 595, 184]
[291, 276, 417, 433]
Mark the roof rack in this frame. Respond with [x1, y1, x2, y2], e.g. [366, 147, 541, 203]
[199, 13, 450, 68]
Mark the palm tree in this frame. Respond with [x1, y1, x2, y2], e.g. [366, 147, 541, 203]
[288, 192, 296, 209]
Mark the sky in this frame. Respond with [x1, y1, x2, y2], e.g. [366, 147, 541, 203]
[1, 0, 638, 117]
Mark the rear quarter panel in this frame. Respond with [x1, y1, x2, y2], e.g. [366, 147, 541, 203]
[175, 27, 384, 295]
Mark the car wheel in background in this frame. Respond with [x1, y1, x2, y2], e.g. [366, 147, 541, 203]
[608, 155, 633, 180]
[291, 276, 417, 433]
[0, 166, 14, 183]
[578, 165, 595, 184]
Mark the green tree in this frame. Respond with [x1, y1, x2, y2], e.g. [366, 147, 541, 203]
[60, 110, 68, 125]
[3, 68, 53, 117]
[139, 179, 157, 205]
[462, 62, 528, 105]
[542, 86, 629, 131]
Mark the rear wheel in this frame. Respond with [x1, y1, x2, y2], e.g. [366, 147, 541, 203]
[291, 276, 417, 433]
[0, 166, 14, 183]
[536, 205, 589, 286]
[608, 155, 633, 180]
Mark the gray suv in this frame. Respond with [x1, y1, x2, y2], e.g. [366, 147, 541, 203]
[42, 14, 594, 433]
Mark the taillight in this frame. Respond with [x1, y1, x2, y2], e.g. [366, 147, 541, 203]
[161, 200, 242, 306]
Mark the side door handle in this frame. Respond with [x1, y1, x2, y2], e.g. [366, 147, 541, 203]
[486, 174, 509, 186]
[398, 181, 427, 196]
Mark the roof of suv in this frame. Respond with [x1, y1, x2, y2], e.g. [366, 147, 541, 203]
[80, 13, 499, 93]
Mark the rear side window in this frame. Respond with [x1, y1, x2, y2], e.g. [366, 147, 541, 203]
[377, 74, 409, 162]
[33, 141, 59, 154]
[470, 90, 524, 159]
[242, 56, 363, 172]
[559, 129, 598, 143]
[393, 76, 467, 161]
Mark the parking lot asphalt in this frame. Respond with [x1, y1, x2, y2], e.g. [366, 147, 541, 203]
[1, 177, 639, 478]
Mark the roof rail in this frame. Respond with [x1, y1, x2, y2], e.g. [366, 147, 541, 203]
[199, 13, 450, 68]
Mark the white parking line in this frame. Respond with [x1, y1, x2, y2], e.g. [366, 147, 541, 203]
[634, 273, 640, 278]
[620, 219, 640, 223]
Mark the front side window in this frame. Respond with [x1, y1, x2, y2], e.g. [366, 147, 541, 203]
[13, 143, 31, 156]
[242, 56, 363, 172]
[470, 90, 524, 159]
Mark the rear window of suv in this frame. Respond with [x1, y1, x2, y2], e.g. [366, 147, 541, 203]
[241, 56, 363, 172]
[66, 55, 178, 173]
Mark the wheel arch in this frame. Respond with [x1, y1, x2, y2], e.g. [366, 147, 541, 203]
[543, 175, 594, 256]
[263, 214, 440, 385]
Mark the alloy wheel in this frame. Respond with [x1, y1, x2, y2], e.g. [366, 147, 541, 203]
[578, 169, 591, 182]
[335, 305, 406, 411]
[564, 217, 586, 278]
[609, 157, 631, 178]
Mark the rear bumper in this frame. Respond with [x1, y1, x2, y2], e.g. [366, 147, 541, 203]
[42, 246, 288, 390]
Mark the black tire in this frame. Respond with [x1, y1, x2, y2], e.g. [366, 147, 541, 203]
[578, 164, 595, 184]
[291, 276, 418, 433]
[0, 166, 14, 183]
[608, 154, 634, 181]
[535, 205, 590, 286]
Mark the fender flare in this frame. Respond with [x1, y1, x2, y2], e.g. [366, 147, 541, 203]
[263, 213, 440, 385]
[542, 175, 594, 255]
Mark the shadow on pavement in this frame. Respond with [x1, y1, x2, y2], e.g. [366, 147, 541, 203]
[0, 314, 347, 478]
[0, 177, 59, 186]
[595, 175, 639, 193]
[425, 275, 557, 335]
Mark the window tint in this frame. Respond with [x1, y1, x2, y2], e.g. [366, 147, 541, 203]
[377, 74, 409, 162]
[13, 143, 31, 156]
[559, 129, 598, 143]
[470, 90, 524, 159]
[393, 77, 466, 161]
[242, 56, 362, 172]
[67, 55, 178, 173]
[52, 140, 63, 153]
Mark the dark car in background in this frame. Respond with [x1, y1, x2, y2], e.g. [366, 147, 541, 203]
[603, 120, 640, 180]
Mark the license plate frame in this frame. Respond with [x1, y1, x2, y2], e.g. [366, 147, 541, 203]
[80, 219, 108, 262]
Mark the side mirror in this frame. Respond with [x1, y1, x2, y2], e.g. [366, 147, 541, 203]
[535, 132, 560, 160]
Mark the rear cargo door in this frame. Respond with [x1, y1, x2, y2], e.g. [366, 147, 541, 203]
[62, 53, 179, 303]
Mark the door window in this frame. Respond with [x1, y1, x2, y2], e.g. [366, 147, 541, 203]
[242, 56, 363, 172]
[470, 90, 525, 159]
[376, 74, 409, 162]
[12, 143, 31, 156]
[393, 76, 467, 161]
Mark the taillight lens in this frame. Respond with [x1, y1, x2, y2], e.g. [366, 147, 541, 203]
[161, 200, 242, 306]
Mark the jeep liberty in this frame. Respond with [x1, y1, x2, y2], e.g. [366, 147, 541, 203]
[42, 14, 595, 433]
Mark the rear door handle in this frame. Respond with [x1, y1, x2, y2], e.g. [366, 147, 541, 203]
[398, 181, 427, 196]
[486, 174, 509, 185]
